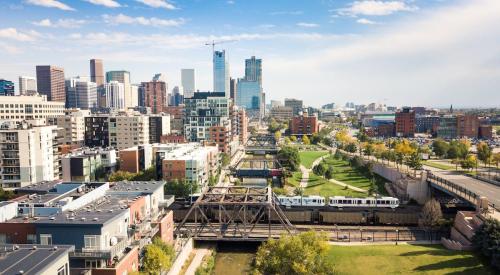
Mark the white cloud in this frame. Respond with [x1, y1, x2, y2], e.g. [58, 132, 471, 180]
[84, 0, 121, 8]
[135, 0, 176, 10]
[102, 14, 185, 27]
[356, 18, 378, 25]
[0, 28, 39, 42]
[227, 0, 234, 4]
[25, 0, 75, 11]
[259, 24, 276, 29]
[339, 1, 417, 16]
[32, 18, 87, 28]
[270, 11, 303, 16]
[296, 22, 319, 28]
[0, 42, 22, 54]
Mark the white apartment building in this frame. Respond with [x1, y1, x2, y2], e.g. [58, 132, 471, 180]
[56, 109, 91, 147]
[0, 121, 59, 188]
[105, 81, 125, 109]
[0, 95, 65, 122]
[18, 76, 37, 95]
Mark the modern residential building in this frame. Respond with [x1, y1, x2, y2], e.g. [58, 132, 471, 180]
[163, 106, 184, 135]
[0, 121, 60, 188]
[181, 69, 195, 98]
[0, 95, 65, 122]
[270, 106, 293, 121]
[104, 81, 125, 109]
[90, 59, 104, 86]
[231, 105, 248, 144]
[149, 115, 171, 144]
[0, 79, 15, 96]
[65, 77, 98, 109]
[289, 111, 319, 136]
[62, 149, 107, 182]
[213, 50, 230, 97]
[143, 80, 167, 114]
[56, 109, 91, 148]
[84, 116, 109, 148]
[154, 143, 218, 187]
[36, 65, 65, 102]
[0, 244, 74, 275]
[119, 144, 153, 174]
[106, 70, 133, 108]
[130, 83, 139, 108]
[208, 126, 231, 154]
[284, 98, 303, 116]
[18, 76, 37, 95]
[415, 115, 440, 134]
[395, 107, 415, 137]
[184, 92, 231, 142]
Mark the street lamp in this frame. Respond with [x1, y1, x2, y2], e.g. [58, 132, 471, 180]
[396, 229, 399, 245]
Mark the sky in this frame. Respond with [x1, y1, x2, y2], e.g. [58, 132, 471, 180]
[0, 0, 499, 108]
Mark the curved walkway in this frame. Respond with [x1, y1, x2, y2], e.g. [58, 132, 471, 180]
[328, 178, 368, 193]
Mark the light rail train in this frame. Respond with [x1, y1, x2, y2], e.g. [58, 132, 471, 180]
[277, 195, 400, 209]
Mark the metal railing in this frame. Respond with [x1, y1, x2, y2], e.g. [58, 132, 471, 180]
[70, 237, 129, 259]
[427, 172, 479, 203]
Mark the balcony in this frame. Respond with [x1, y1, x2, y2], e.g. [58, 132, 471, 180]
[70, 236, 129, 260]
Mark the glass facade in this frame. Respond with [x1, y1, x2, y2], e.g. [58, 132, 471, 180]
[213, 51, 229, 96]
[0, 79, 15, 96]
[236, 80, 261, 110]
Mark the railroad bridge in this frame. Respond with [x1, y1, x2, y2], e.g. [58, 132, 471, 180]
[245, 135, 278, 155]
[175, 186, 296, 241]
[232, 157, 283, 179]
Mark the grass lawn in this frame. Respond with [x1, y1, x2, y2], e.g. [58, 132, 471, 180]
[423, 161, 457, 171]
[303, 174, 367, 198]
[299, 150, 329, 169]
[286, 171, 302, 188]
[321, 157, 388, 196]
[328, 244, 494, 275]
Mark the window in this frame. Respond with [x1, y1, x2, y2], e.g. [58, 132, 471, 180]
[27, 234, 36, 244]
[57, 265, 67, 275]
[84, 235, 100, 249]
[0, 234, 6, 244]
[40, 234, 52, 245]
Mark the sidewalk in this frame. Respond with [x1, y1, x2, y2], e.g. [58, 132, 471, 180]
[328, 178, 368, 193]
[184, 246, 213, 275]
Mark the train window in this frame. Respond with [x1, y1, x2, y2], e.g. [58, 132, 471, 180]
[357, 200, 362, 204]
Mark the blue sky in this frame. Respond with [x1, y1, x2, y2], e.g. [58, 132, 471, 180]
[0, 0, 499, 107]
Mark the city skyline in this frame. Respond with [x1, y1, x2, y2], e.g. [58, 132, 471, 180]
[0, 0, 499, 108]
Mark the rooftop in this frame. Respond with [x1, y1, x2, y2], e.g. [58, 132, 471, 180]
[108, 181, 165, 195]
[0, 244, 74, 275]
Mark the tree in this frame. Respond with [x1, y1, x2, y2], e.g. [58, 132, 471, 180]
[460, 154, 477, 171]
[0, 187, 14, 201]
[363, 143, 374, 156]
[420, 198, 443, 229]
[405, 152, 423, 177]
[290, 136, 297, 142]
[254, 231, 335, 275]
[278, 146, 300, 171]
[310, 133, 321, 144]
[345, 143, 357, 153]
[313, 163, 327, 176]
[493, 153, 500, 178]
[108, 170, 135, 182]
[132, 166, 156, 181]
[143, 244, 171, 274]
[473, 218, 500, 269]
[164, 179, 197, 198]
[325, 166, 334, 179]
[152, 237, 175, 265]
[272, 187, 287, 196]
[302, 135, 310, 145]
[432, 139, 449, 158]
[274, 131, 282, 141]
[294, 187, 304, 196]
[284, 137, 291, 145]
[477, 142, 492, 168]
[220, 153, 230, 167]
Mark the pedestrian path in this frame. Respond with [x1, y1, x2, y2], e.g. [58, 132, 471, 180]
[184, 246, 212, 275]
[328, 178, 368, 193]
[299, 165, 309, 188]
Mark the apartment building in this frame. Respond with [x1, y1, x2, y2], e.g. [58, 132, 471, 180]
[56, 109, 91, 148]
[119, 144, 153, 174]
[0, 95, 65, 122]
[395, 107, 415, 137]
[62, 148, 117, 182]
[289, 111, 319, 136]
[0, 121, 60, 189]
[231, 105, 248, 144]
[149, 115, 171, 144]
[270, 106, 293, 121]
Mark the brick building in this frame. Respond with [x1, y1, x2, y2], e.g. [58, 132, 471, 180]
[395, 107, 415, 137]
[289, 112, 318, 136]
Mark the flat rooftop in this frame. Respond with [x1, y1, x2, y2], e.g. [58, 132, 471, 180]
[0, 244, 74, 275]
[108, 181, 165, 194]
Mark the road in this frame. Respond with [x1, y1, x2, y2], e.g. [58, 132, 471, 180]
[430, 169, 500, 208]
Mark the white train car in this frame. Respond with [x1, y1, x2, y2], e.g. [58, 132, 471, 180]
[277, 196, 326, 207]
[328, 196, 399, 209]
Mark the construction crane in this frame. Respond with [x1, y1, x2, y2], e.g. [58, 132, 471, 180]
[205, 40, 237, 54]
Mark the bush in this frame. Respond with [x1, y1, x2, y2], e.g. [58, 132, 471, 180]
[473, 218, 500, 269]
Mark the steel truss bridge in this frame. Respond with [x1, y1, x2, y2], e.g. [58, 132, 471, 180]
[245, 135, 278, 155]
[231, 157, 283, 178]
[175, 186, 296, 241]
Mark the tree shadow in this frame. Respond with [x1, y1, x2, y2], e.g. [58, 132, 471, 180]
[413, 257, 485, 273]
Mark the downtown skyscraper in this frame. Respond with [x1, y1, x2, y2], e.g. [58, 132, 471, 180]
[181, 69, 195, 99]
[36, 65, 65, 102]
[213, 50, 230, 98]
[236, 56, 264, 118]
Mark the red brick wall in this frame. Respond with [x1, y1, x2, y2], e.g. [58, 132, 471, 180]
[156, 211, 174, 245]
[128, 196, 146, 225]
[92, 247, 139, 275]
[290, 116, 318, 135]
[0, 222, 36, 244]
[119, 150, 139, 174]
[162, 160, 186, 181]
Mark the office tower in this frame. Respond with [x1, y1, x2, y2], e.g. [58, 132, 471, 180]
[18, 76, 37, 95]
[236, 79, 261, 111]
[245, 56, 262, 84]
[106, 70, 132, 108]
[138, 84, 146, 107]
[0, 121, 60, 188]
[170, 86, 183, 106]
[143, 79, 167, 114]
[184, 92, 231, 142]
[0, 95, 65, 122]
[284, 98, 303, 116]
[36, 65, 65, 102]
[130, 84, 139, 108]
[0, 79, 15, 96]
[90, 59, 104, 86]
[104, 81, 125, 109]
[181, 69, 195, 99]
[65, 77, 98, 109]
[395, 107, 416, 137]
[213, 50, 230, 97]
[230, 77, 237, 100]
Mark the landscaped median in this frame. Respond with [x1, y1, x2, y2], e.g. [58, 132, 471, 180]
[299, 150, 329, 169]
[327, 244, 494, 275]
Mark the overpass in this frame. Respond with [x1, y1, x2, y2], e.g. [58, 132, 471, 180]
[175, 186, 296, 241]
[427, 171, 500, 211]
[245, 135, 278, 155]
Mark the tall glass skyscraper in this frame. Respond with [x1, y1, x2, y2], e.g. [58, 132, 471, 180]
[236, 56, 263, 118]
[245, 56, 262, 84]
[213, 50, 229, 97]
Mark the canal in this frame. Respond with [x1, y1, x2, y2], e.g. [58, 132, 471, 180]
[212, 242, 259, 275]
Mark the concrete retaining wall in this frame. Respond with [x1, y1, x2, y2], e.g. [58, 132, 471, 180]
[167, 238, 194, 275]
